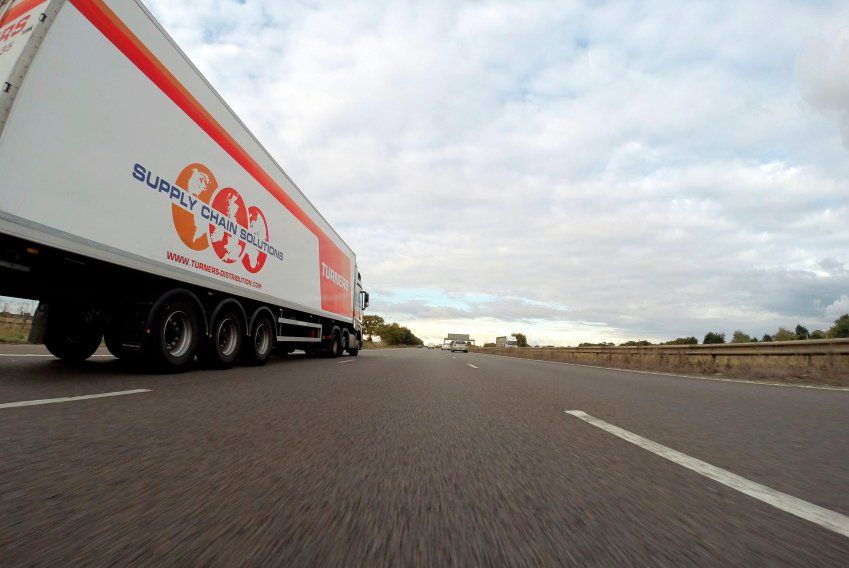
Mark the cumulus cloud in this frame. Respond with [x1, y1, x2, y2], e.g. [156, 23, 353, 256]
[825, 295, 849, 320]
[139, 0, 849, 344]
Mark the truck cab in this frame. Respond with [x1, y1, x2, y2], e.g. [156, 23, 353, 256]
[353, 271, 369, 349]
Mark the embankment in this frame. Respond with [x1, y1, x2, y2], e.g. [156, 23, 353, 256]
[474, 340, 849, 387]
[0, 313, 32, 344]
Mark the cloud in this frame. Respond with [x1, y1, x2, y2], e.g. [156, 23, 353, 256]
[140, 0, 849, 344]
[797, 19, 849, 147]
[380, 296, 574, 323]
[824, 295, 849, 320]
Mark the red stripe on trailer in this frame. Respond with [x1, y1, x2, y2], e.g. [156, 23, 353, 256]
[0, 0, 47, 27]
[68, 0, 352, 316]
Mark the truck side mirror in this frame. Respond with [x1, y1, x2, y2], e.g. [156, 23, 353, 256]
[363, 292, 370, 308]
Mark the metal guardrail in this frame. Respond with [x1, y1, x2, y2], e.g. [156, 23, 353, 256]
[0, 314, 32, 326]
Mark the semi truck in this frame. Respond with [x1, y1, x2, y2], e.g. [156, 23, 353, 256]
[0, 0, 369, 371]
[496, 336, 519, 348]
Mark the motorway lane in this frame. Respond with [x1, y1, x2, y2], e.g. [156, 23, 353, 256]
[459, 350, 849, 515]
[0, 347, 847, 566]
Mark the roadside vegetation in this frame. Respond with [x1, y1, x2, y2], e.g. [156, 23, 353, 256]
[362, 315, 422, 347]
[0, 303, 32, 344]
[0, 326, 28, 344]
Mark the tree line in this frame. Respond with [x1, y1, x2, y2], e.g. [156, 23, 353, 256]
[578, 313, 849, 347]
[704, 314, 849, 344]
[361, 315, 422, 346]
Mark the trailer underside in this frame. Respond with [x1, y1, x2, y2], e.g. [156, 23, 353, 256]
[0, 232, 362, 370]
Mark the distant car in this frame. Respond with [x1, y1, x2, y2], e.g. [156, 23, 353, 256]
[416, 344, 423, 348]
[450, 340, 468, 353]
[441, 343, 452, 351]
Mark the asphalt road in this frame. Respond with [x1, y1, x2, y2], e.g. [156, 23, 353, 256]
[1, 345, 848, 566]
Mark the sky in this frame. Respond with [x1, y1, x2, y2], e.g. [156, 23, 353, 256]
[138, 0, 849, 345]
[9, 0, 849, 346]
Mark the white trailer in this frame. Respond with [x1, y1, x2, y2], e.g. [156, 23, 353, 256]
[495, 336, 518, 348]
[0, 0, 368, 370]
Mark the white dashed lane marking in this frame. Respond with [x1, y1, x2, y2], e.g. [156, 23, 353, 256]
[1, 389, 152, 410]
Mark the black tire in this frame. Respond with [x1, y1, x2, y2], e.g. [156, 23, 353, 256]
[329, 328, 343, 358]
[347, 334, 360, 356]
[44, 306, 102, 362]
[103, 305, 146, 361]
[104, 326, 124, 359]
[143, 296, 202, 372]
[242, 313, 274, 366]
[199, 307, 244, 369]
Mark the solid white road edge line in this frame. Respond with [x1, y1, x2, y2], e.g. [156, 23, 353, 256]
[476, 352, 849, 392]
[0, 389, 152, 409]
[564, 410, 849, 539]
[467, 363, 479, 369]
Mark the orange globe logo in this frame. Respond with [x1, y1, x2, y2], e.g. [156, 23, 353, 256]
[172, 163, 217, 250]
[170, 163, 269, 274]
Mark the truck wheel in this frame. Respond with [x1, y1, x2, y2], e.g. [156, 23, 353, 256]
[44, 307, 102, 362]
[242, 313, 274, 366]
[104, 326, 125, 359]
[347, 334, 360, 356]
[144, 296, 201, 372]
[199, 307, 243, 369]
[329, 328, 343, 358]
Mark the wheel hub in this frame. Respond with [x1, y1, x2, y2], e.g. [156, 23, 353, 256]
[162, 310, 192, 358]
[216, 318, 238, 357]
